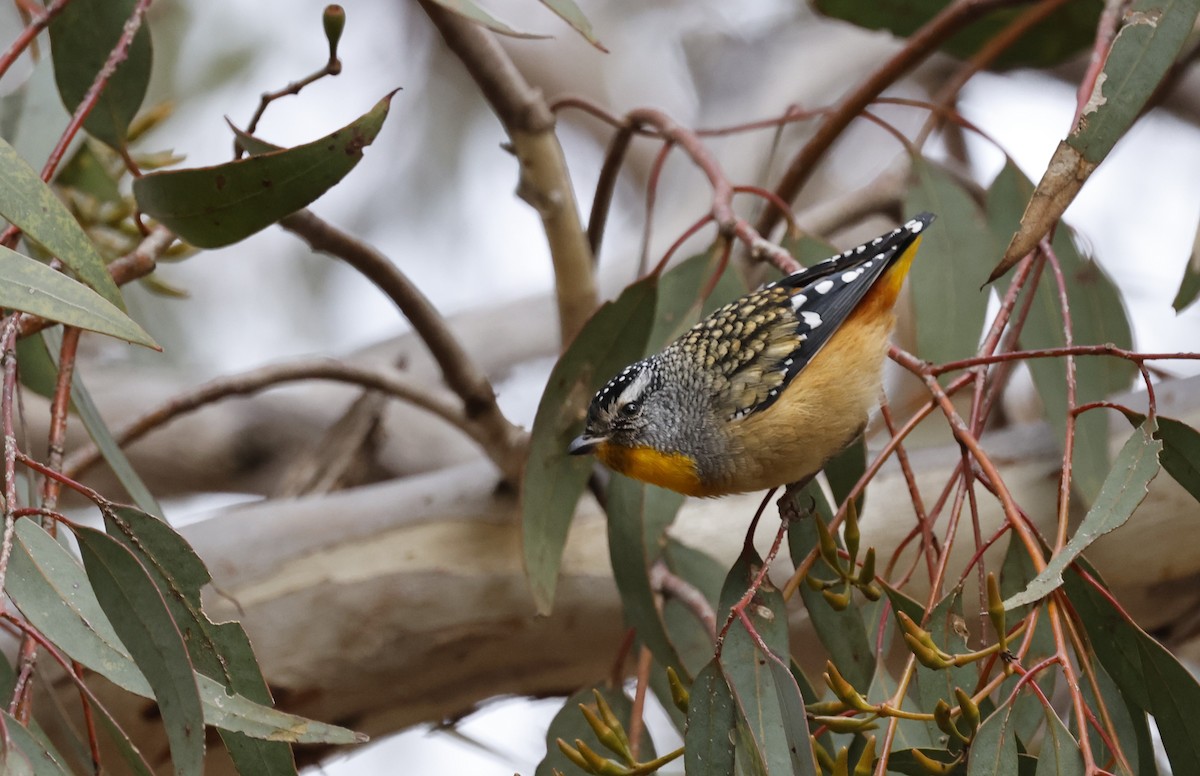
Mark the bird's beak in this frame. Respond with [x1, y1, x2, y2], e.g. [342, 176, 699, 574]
[568, 434, 603, 456]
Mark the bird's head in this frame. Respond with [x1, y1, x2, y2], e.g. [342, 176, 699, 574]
[569, 359, 666, 457]
[567, 358, 715, 496]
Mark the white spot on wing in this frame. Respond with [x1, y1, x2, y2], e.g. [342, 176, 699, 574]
[790, 293, 808, 310]
[801, 311, 823, 328]
[814, 279, 835, 295]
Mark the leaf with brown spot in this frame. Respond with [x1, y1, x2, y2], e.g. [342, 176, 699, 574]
[990, 0, 1199, 282]
[134, 92, 395, 248]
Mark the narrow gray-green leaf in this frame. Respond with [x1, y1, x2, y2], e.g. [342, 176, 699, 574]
[48, 0, 151, 151]
[1172, 221, 1200, 312]
[536, 0, 607, 50]
[718, 548, 803, 775]
[1, 712, 69, 776]
[989, 162, 1135, 503]
[998, 0, 1199, 274]
[968, 704, 1018, 776]
[134, 92, 395, 248]
[606, 476, 686, 676]
[103, 506, 296, 772]
[1064, 565, 1200, 774]
[0, 137, 123, 307]
[685, 660, 737, 776]
[1036, 706, 1085, 776]
[8, 521, 360, 746]
[1005, 421, 1161, 609]
[1070, 0, 1199, 163]
[193, 674, 364, 745]
[1124, 411, 1200, 506]
[0, 246, 155, 347]
[74, 525, 205, 776]
[907, 159, 992, 366]
[8, 519, 152, 697]
[523, 277, 657, 613]
[787, 493, 875, 691]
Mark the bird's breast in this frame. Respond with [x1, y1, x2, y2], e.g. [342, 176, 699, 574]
[594, 441, 714, 497]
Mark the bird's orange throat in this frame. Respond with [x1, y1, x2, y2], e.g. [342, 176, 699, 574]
[594, 441, 711, 497]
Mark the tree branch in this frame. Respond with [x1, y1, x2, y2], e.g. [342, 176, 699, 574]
[60, 358, 478, 481]
[418, 0, 597, 346]
[756, 0, 1035, 239]
[278, 209, 526, 482]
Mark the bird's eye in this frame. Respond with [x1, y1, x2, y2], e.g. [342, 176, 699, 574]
[619, 400, 639, 417]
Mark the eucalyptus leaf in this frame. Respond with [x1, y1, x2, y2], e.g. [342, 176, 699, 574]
[685, 660, 737, 776]
[1064, 565, 1200, 774]
[48, 0, 152, 151]
[523, 277, 657, 613]
[0, 247, 155, 347]
[134, 92, 395, 248]
[1004, 421, 1160, 609]
[74, 525, 205, 776]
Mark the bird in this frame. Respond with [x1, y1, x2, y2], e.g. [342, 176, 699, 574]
[567, 213, 934, 497]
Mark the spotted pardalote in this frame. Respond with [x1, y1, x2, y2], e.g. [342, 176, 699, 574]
[568, 214, 934, 497]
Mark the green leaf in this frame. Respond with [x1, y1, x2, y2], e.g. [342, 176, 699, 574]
[73, 525, 205, 776]
[989, 162, 1135, 503]
[1070, 0, 1199, 163]
[0, 246, 155, 347]
[536, 0, 607, 51]
[685, 660, 737, 776]
[766, 658, 819, 776]
[606, 476, 686, 676]
[907, 159, 992, 366]
[812, 0, 1100, 69]
[1064, 565, 1200, 774]
[7, 520, 361, 748]
[1, 712, 70, 776]
[0, 137, 123, 307]
[103, 506, 297, 774]
[824, 436, 867, 515]
[522, 277, 657, 613]
[718, 547, 814, 776]
[1081, 659, 1159, 776]
[41, 327, 162, 514]
[134, 93, 395, 248]
[661, 538, 726, 676]
[8, 519, 152, 696]
[998, 0, 1199, 272]
[968, 704, 1018, 776]
[1172, 221, 1200, 312]
[997, 535, 1057, 745]
[1004, 420, 1161, 609]
[786, 490, 876, 691]
[534, 685, 648, 776]
[1123, 411, 1200, 506]
[1036, 707, 1085, 776]
[190, 673, 363, 745]
[47, 0, 152, 151]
